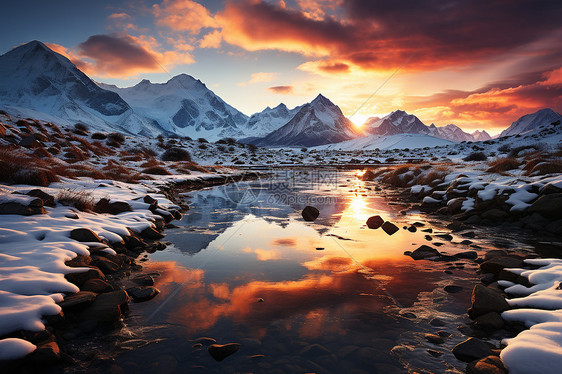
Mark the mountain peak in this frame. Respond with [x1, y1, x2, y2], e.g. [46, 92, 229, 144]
[312, 93, 332, 106]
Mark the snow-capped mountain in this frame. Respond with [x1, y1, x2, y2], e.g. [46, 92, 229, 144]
[99, 74, 248, 140]
[471, 130, 492, 141]
[365, 110, 428, 136]
[0, 41, 160, 135]
[244, 103, 302, 137]
[363, 111, 491, 142]
[499, 108, 562, 137]
[252, 94, 359, 147]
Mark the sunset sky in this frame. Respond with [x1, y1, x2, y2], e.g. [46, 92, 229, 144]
[2, 0, 562, 134]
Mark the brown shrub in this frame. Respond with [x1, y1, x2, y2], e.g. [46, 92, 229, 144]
[523, 160, 562, 176]
[172, 161, 208, 173]
[416, 169, 448, 187]
[57, 189, 95, 211]
[382, 166, 413, 187]
[0, 149, 59, 186]
[140, 157, 161, 168]
[486, 158, 522, 174]
[142, 166, 171, 175]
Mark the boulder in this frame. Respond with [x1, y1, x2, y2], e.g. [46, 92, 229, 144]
[410, 245, 441, 260]
[140, 226, 164, 240]
[92, 256, 120, 274]
[452, 337, 494, 362]
[27, 341, 60, 364]
[528, 193, 562, 220]
[208, 343, 241, 362]
[468, 284, 509, 318]
[0, 197, 45, 215]
[58, 291, 96, 310]
[481, 209, 508, 222]
[65, 266, 106, 287]
[81, 278, 114, 293]
[480, 256, 524, 276]
[143, 195, 158, 205]
[455, 251, 478, 260]
[128, 286, 160, 302]
[70, 228, 102, 243]
[26, 189, 55, 207]
[424, 333, 445, 344]
[466, 355, 508, 374]
[473, 312, 504, 330]
[366, 215, 384, 229]
[382, 221, 399, 235]
[302, 206, 320, 221]
[80, 290, 128, 323]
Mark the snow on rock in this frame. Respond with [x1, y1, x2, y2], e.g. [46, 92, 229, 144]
[0, 338, 37, 360]
[500, 259, 562, 374]
[500, 322, 562, 374]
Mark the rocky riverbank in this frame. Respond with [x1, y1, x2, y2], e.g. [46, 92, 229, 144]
[362, 162, 562, 374]
[0, 170, 260, 372]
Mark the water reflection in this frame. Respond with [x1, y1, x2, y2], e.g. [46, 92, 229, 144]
[119, 170, 488, 373]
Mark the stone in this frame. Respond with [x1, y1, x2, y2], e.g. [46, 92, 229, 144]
[80, 290, 128, 323]
[430, 318, 445, 327]
[452, 338, 494, 362]
[436, 233, 453, 241]
[468, 284, 510, 318]
[455, 251, 478, 260]
[480, 256, 524, 276]
[481, 209, 508, 222]
[82, 278, 113, 293]
[26, 189, 55, 207]
[407, 226, 417, 232]
[94, 198, 132, 214]
[473, 312, 504, 329]
[366, 215, 384, 229]
[208, 343, 241, 362]
[27, 341, 60, 364]
[424, 333, 445, 344]
[70, 228, 102, 243]
[300, 343, 331, 356]
[444, 285, 463, 293]
[140, 226, 164, 240]
[128, 286, 159, 302]
[0, 198, 45, 216]
[528, 193, 562, 220]
[484, 250, 507, 260]
[65, 254, 93, 267]
[93, 256, 120, 274]
[302, 206, 320, 221]
[143, 195, 158, 205]
[58, 291, 96, 310]
[131, 274, 155, 286]
[65, 266, 106, 287]
[466, 355, 508, 374]
[382, 221, 399, 235]
[410, 245, 441, 260]
[427, 349, 443, 357]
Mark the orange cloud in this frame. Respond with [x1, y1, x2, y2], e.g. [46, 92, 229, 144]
[199, 30, 222, 48]
[269, 85, 294, 94]
[153, 0, 218, 33]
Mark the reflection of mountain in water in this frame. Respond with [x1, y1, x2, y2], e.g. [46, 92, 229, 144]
[169, 171, 354, 254]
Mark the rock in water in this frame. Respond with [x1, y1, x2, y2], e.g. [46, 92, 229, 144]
[382, 221, 399, 235]
[366, 215, 384, 229]
[468, 284, 509, 318]
[129, 286, 160, 302]
[410, 245, 441, 260]
[452, 337, 494, 362]
[208, 343, 241, 362]
[302, 206, 320, 221]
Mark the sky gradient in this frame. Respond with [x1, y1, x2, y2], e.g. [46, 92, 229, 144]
[2, 0, 562, 134]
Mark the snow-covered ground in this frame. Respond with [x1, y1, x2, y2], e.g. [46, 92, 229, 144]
[0, 170, 248, 360]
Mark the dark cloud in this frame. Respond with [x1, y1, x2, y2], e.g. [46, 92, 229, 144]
[269, 85, 294, 94]
[219, 0, 562, 71]
[77, 34, 159, 76]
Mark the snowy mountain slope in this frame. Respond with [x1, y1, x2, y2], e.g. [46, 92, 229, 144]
[99, 74, 249, 141]
[499, 108, 562, 137]
[315, 133, 454, 151]
[244, 103, 302, 137]
[0, 41, 160, 135]
[252, 94, 360, 147]
[363, 110, 492, 143]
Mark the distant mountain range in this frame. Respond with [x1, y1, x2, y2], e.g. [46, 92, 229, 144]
[0, 40, 560, 148]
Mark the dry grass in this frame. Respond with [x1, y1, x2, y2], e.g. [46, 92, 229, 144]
[56, 189, 95, 211]
[0, 148, 59, 186]
[140, 157, 162, 168]
[523, 159, 562, 176]
[486, 157, 522, 174]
